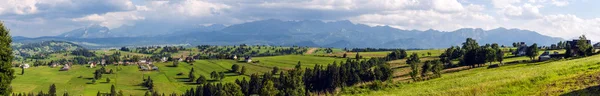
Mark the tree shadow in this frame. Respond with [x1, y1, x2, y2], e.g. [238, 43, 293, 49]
[560, 85, 600, 96]
[392, 66, 408, 69]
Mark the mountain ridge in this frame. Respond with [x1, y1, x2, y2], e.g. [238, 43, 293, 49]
[17, 19, 563, 49]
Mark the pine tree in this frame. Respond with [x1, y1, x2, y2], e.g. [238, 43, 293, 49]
[49, 84, 56, 96]
[110, 85, 116, 96]
[196, 75, 207, 84]
[0, 21, 14, 95]
[260, 80, 278, 96]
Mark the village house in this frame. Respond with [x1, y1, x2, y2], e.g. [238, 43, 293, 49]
[567, 39, 592, 56]
[161, 57, 168, 62]
[89, 62, 96, 68]
[245, 56, 252, 63]
[514, 42, 528, 56]
[185, 57, 194, 62]
[22, 64, 30, 69]
[233, 55, 238, 60]
[60, 64, 70, 71]
[538, 51, 551, 61]
[101, 59, 106, 66]
[50, 62, 59, 68]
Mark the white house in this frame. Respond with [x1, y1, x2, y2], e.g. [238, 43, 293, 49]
[161, 57, 168, 62]
[245, 56, 252, 63]
[22, 64, 30, 69]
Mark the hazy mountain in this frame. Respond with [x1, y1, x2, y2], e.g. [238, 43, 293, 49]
[57, 24, 227, 38]
[19, 19, 563, 49]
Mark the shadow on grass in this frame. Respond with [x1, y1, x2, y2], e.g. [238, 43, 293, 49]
[560, 85, 600, 96]
[392, 66, 409, 69]
[133, 88, 149, 91]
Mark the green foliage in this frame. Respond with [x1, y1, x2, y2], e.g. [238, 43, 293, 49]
[240, 66, 246, 75]
[407, 53, 421, 81]
[260, 80, 278, 96]
[110, 85, 116, 96]
[526, 43, 539, 61]
[49, 84, 56, 95]
[385, 49, 407, 61]
[231, 64, 240, 73]
[578, 35, 593, 56]
[0, 21, 14, 95]
[271, 67, 279, 74]
[196, 75, 207, 84]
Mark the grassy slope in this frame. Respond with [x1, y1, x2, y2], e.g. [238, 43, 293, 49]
[12, 59, 254, 95]
[11, 54, 343, 95]
[346, 54, 600, 96]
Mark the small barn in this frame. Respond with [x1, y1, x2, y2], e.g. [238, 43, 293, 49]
[245, 56, 252, 63]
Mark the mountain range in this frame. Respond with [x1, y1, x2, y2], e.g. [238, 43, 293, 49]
[14, 19, 563, 49]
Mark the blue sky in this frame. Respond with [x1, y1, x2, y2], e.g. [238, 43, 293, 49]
[1, 0, 599, 41]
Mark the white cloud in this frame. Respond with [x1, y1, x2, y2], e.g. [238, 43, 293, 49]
[491, 0, 521, 8]
[71, 0, 231, 29]
[498, 3, 543, 19]
[432, 0, 465, 12]
[0, 0, 38, 15]
[526, 14, 600, 41]
[72, 11, 145, 29]
[551, 0, 569, 6]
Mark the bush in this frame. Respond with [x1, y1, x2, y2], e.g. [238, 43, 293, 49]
[368, 80, 384, 90]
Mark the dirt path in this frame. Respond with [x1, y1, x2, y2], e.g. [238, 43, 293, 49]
[306, 48, 318, 54]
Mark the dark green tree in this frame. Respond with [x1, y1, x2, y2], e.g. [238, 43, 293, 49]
[231, 64, 240, 73]
[271, 67, 279, 75]
[110, 85, 116, 96]
[49, 84, 56, 96]
[578, 35, 593, 56]
[196, 75, 207, 84]
[407, 53, 421, 81]
[21, 67, 24, 75]
[526, 43, 539, 61]
[260, 80, 278, 96]
[0, 21, 14, 95]
[240, 66, 246, 75]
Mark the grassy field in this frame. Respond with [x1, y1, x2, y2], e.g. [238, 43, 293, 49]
[11, 59, 257, 95]
[344, 53, 600, 96]
[11, 54, 345, 95]
[251, 55, 347, 69]
[318, 49, 445, 59]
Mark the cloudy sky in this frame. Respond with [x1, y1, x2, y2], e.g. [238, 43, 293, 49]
[1, 0, 599, 41]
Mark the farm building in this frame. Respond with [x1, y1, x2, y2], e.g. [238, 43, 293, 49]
[514, 42, 528, 56]
[21, 64, 30, 69]
[161, 57, 168, 62]
[538, 51, 551, 61]
[245, 56, 252, 63]
[567, 39, 591, 56]
[60, 64, 70, 71]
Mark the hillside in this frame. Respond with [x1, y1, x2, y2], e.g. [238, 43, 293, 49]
[343, 54, 600, 95]
[12, 41, 84, 59]
[15, 20, 563, 49]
